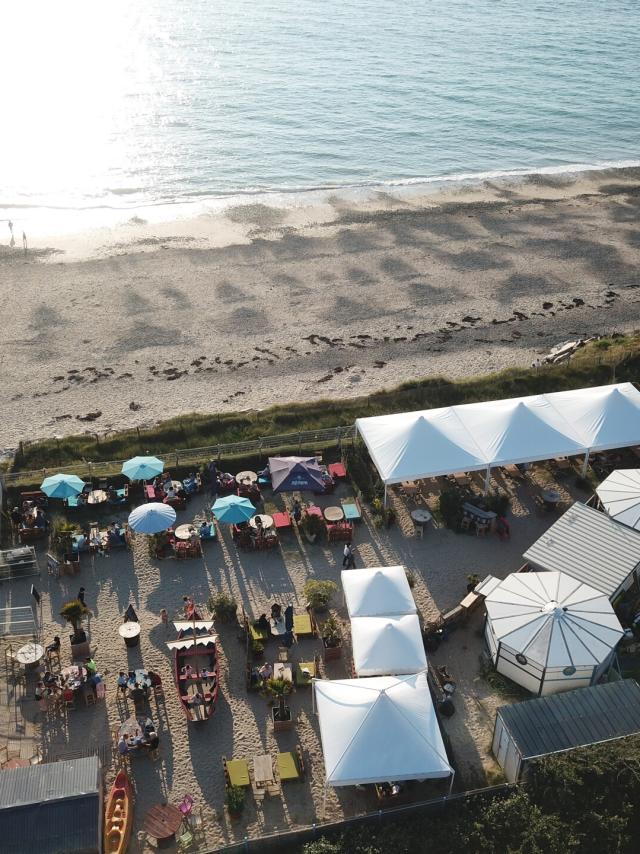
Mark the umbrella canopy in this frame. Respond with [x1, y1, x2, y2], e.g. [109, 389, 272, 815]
[128, 502, 176, 534]
[314, 673, 452, 787]
[121, 455, 164, 481]
[342, 565, 416, 618]
[40, 473, 86, 499]
[212, 495, 256, 524]
[485, 571, 623, 695]
[351, 614, 427, 677]
[269, 456, 326, 493]
[596, 469, 640, 530]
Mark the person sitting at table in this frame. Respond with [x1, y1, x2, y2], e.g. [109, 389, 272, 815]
[271, 603, 282, 623]
[85, 657, 97, 677]
[146, 730, 160, 750]
[191, 690, 204, 706]
[149, 670, 162, 688]
[46, 635, 61, 656]
[181, 664, 193, 679]
[43, 671, 57, 688]
[107, 523, 123, 547]
[35, 508, 47, 529]
[107, 485, 118, 501]
[118, 735, 130, 757]
[117, 671, 128, 693]
[35, 681, 44, 701]
[258, 662, 273, 681]
[256, 613, 270, 632]
[188, 527, 199, 547]
[10, 506, 22, 532]
[177, 485, 187, 501]
[496, 516, 511, 541]
[199, 520, 211, 538]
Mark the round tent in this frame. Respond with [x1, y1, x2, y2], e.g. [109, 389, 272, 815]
[351, 614, 426, 676]
[484, 571, 623, 696]
[596, 469, 640, 531]
[314, 672, 453, 808]
[341, 565, 416, 618]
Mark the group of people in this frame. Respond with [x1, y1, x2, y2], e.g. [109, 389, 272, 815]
[117, 720, 160, 756]
[151, 472, 189, 504]
[12, 500, 48, 536]
[36, 656, 102, 704]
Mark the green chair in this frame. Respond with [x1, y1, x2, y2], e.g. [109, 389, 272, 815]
[177, 829, 194, 851]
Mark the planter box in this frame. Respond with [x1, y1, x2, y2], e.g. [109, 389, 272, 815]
[272, 707, 294, 732]
[323, 642, 342, 662]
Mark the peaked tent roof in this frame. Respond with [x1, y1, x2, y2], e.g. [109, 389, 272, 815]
[351, 614, 427, 676]
[268, 456, 326, 493]
[314, 672, 452, 786]
[596, 469, 640, 530]
[356, 383, 640, 485]
[342, 565, 416, 618]
[485, 571, 623, 668]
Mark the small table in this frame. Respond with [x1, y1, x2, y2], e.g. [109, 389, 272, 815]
[119, 714, 153, 743]
[143, 803, 183, 846]
[174, 524, 196, 541]
[253, 754, 274, 785]
[87, 490, 108, 505]
[250, 514, 274, 530]
[127, 669, 151, 692]
[410, 508, 432, 525]
[15, 642, 44, 667]
[118, 622, 141, 648]
[542, 489, 561, 510]
[324, 506, 344, 522]
[236, 470, 258, 485]
[273, 662, 293, 682]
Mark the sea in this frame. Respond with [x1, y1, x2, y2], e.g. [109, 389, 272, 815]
[1, 0, 639, 231]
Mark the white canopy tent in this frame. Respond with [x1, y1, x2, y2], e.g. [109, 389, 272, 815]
[351, 614, 426, 676]
[356, 383, 640, 495]
[596, 469, 640, 531]
[484, 571, 623, 696]
[342, 565, 416, 618]
[314, 672, 453, 809]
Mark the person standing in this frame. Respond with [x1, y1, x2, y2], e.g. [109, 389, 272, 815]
[343, 542, 356, 569]
[22, 231, 27, 256]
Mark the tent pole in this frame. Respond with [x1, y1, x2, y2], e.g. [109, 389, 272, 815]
[322, 783, 327, 819]
[312, 680, 316, 715]
[383, 483, 388, 508]
[582, 450, 590, 476]
[484, 467, 491, 494]
[448, 771, 455, 797]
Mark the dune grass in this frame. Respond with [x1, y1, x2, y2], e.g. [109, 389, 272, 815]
[12, 333, 639, 473]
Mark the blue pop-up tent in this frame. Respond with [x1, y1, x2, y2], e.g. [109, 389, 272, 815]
[269, 456, 326, 493]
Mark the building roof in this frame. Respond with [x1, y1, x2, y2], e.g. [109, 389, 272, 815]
[523, 502, 640, 597]
[0, 756, 101, 854]
[497, 679, 640, 760]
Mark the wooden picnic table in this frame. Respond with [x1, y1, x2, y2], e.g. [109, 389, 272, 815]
[273, 662, 293, 683]
[253, 754, 274, 785]
[143, 803, 183, 842]
[87, 489, 108, 505]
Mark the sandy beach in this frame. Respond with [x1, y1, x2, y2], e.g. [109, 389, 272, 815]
[1, 166, 640, 448]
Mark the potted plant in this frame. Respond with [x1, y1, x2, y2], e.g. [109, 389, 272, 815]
[322, 614, 343, 662]
[300, 512, 325, 544]
[267, 677, 294, 731]
[252, 639, 265, 660]
[303, 579, 337, 613]
[50, 516, 80, 573]
[60, 599, 90, 658]
[226, 785, 245, 819]
[208, 592, 238, 623]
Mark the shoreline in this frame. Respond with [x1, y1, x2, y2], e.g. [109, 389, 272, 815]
[1, 165, 640, 448]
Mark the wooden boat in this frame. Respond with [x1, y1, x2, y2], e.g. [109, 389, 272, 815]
[104, 768, 133, 854]
[167, 615, 219, 722]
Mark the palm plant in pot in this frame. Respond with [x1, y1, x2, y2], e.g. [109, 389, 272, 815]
[60, 598, 89, 655]
[267, 677, 294, 731]
[300, 512, 325, 544]
[321, 613, 343, 662]
[226, 785, 245, 819]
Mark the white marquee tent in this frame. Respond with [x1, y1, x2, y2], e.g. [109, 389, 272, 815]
[314, 672, 453, 802]
[342, 565, 416, 618]
[484, 571, 624, 696]
[596, 469, 640, 531]
[351, 614, 426, 676]
[356, 383, 640, 490]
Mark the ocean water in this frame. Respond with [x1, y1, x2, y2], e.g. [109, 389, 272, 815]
[1, 0, 639, 220]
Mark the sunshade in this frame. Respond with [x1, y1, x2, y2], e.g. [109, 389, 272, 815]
[314, 672, 452, 787]
[596, 469, 640, 530]
[269, 456, 326, 493]
[351, 614, 427, 676]
[128, 502, 176, 533]
[173, 620, 215, 632]
[212, 495, 256, 524]
[121, 455, 164, 481]
[166, 634, 217, 650]
[342, 565, 416, 617]
[40, 473, 86, 499]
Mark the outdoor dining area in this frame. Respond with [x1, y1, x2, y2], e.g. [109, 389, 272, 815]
[37, 659, 106, 713]
[223, 745, 306, 801]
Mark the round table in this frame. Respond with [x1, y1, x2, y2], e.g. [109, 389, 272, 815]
[87, 489, 108, 505]
[118, 622, 141, 648]
[249, 513, 274, 530]
[127, 669, 151, 692]
[323, 506, 344, 522]
[15, 642, 44, 667]
[143, 803, 183, 846]
[174, 523, 197, 541]
[119, 714, 153, 743]
[2, 758, 30, 770]
[236, 470, 258, 485]
[60, 665, 86, 691]
[411, 508, 433, 525]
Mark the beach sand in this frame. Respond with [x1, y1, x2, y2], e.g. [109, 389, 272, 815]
[1, 166, 640, 447]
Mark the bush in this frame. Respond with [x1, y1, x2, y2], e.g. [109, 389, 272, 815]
[49, 515, 78, 559]
[301, 512, 326, 540]
[208, 593, 237, 623]
[439, 488, 464, 531]
[321, 614, 342, 647]
[303, 579, 338, 610]
[225, 785, 245, 814]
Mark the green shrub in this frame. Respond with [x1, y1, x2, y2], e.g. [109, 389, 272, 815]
[439, 488, 464, 531]
[321, 614, 342, 647]
[208, 592, 237, 623]
[484, 491, 510, 517]
[303, 579, 338, 610]
[225, 785, 245, 814]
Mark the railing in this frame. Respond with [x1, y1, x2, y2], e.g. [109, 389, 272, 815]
[0, 424, 357, 487]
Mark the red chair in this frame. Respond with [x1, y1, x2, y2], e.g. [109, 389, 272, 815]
[145, 485, 156, 501]
[328, 462, 347, 479]
[272, 511, 292, 530]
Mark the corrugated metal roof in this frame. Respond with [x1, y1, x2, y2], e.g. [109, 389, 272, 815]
[523, 502, 640, 596]
[497, 679, 640, 760]
[0, 756, 101, 854]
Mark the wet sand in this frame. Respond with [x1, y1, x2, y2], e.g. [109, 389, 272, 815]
[1, 166, 640, 447]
